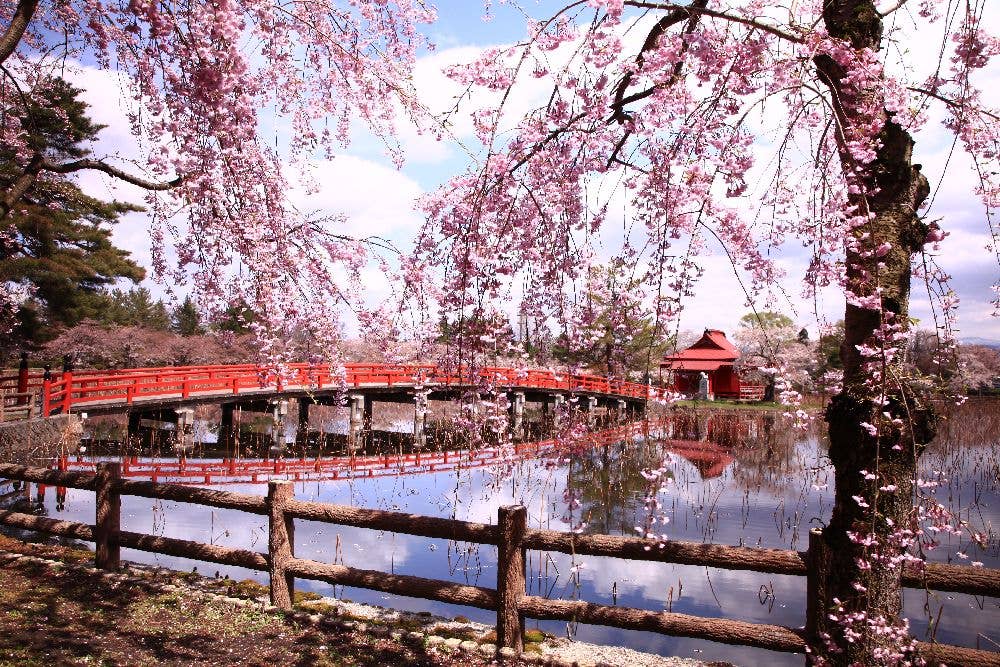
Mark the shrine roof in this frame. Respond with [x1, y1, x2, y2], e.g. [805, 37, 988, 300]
[660, 329, 740, 369]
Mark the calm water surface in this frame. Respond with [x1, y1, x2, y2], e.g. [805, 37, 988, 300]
[11, 399, 1000, 666]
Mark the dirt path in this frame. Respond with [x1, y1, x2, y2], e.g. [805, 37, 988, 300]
[0, 536, 528, 667]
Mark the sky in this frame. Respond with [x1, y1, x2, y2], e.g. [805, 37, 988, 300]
[70, 0, 1000, 342]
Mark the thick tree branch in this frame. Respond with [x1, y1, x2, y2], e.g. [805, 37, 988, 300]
[0, 0, 38, 65]
[1, 154, 43, 219]
[610, 0, 707, 123]
[42, 159, 184, 191]
[2, 154, 182, 221]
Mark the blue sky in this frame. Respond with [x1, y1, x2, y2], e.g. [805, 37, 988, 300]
[70, 1, 1000, 341]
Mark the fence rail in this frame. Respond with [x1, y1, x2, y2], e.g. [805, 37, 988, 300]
[0, 462, 997, 664]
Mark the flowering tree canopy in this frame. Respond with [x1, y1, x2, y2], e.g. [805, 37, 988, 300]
[413, 0, 999, 663]
[1, 0, 436, 353]
[3, 0, 999, 662]
[418, 0, 998, 359]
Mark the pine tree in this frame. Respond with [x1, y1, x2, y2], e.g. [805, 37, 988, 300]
[104, 288, 171, 330]
[0, 78, 144, 353]
[172, 296, 203, 337]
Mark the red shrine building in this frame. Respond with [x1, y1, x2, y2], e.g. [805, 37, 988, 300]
[660, 329, 753, 399]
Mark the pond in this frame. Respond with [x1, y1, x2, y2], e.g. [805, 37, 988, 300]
[6, 398, 999, 666]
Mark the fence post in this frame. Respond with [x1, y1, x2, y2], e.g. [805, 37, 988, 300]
[497, 505, 527, 652]
[267, 480, 295, 611]
[95, 462, 121, 570]
[806, 528, 831, 660]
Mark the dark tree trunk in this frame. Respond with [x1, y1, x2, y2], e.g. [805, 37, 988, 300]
[814, 1, 937, 664]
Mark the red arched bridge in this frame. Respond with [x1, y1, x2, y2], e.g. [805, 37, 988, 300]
[3, 363, 650, 414]
[2, 363, 653, 446]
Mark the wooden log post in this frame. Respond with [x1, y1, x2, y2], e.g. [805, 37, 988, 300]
[497, 505, 527, 652]
[805, 528, 831, 661]
[267, 480, 295, 610]
[95, 462, 121, 570]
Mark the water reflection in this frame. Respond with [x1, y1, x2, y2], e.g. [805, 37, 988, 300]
[7, 399, 999, 665]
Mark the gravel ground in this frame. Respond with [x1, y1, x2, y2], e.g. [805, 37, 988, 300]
[0, 536, 730, 667]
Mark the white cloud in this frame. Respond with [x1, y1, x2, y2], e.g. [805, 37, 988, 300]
[287, 156, 424, 242]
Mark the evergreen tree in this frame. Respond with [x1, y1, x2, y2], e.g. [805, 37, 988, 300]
[212, 299, 256, 335]
[737, 311, 795, 332]
[104, 287, 171, 330]
[0, 79, 144, 352]
[172, 296, 203, 336]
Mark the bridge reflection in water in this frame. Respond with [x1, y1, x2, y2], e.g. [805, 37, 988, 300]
[56, 413, 763, 486]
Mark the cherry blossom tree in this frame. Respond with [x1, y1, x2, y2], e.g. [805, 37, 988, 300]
[415, 0, 999, 663]
[4, 0, 999, 662]
[0, 0, 437, 352]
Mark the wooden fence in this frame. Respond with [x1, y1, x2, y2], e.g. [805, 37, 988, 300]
[0, 462, 997, 665]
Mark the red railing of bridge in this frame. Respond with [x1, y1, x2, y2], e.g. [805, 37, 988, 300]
[36, 363, 652, 416]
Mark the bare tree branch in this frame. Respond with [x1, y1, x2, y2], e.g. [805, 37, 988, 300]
[2, 154, 183, 220]
[623, 1, 805, 43]
[909, 86, 1000, 122]
[610, 0, 706, 123]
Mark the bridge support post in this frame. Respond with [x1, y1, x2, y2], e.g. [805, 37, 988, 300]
[219, 403, 236, 449]
[546, 394, 565, 431]
[582, 396, 597, 428]
[616, 399, 627, 423]
[272, 400, 288, 453]
[174, 408, 195, 453]
[508, 392, 525, 440]
[363, 396, 373, 432]
[413, 393, 427, 449]
[297, 398, 311, 446]
[127, 411, 141, 443]
[348, 394, 366, 451]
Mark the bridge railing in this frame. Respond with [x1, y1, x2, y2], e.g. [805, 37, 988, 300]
[0, 462, 995, 664]
[39, 363, 654, 415]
